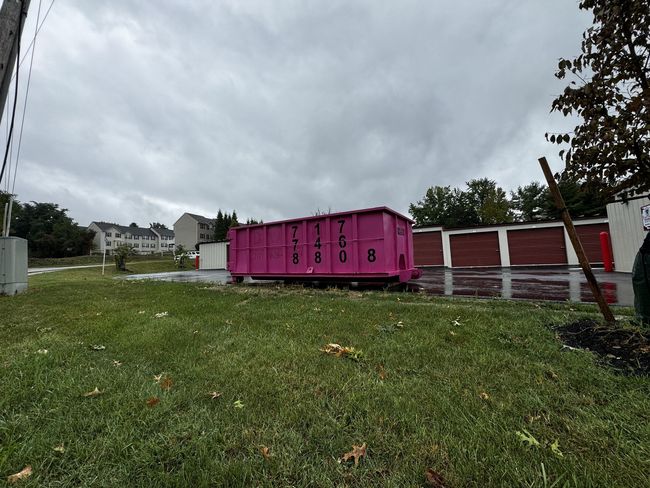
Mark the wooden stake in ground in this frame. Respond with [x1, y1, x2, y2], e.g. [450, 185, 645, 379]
[538, 157, 615, 323]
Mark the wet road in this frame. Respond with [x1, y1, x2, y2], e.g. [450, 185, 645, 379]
[414, 267, 633, 306]
[124, 267, 634, 307]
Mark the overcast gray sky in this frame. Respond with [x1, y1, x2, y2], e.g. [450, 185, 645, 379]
[3, 0, 590, 227]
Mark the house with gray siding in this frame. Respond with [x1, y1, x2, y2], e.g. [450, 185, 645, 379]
[173, 213, 215, 250]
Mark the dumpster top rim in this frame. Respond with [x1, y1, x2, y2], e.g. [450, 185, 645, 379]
[229, 206, 413, 230]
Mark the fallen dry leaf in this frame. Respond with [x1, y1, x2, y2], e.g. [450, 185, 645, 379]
[154, 311, 168, 318]
[153, 374, 163, 383]
[160, 377, 173, 391]
[425, 468, 448, 487]
[7, 465, 32, 483]
[112, 360, 122, 367]
[340, 443, 367, 466]
[209, 391, 222, 400]
[146, 397, 160, 407]
[320, 343, 363, 360]
[233, 400, 244, 409]
[479, 392, 490, 401]
[90, 345, 105, 351]
[260, 446, 271, 461]
[83, 387, 103, 398]
[53, 444, 65, 453]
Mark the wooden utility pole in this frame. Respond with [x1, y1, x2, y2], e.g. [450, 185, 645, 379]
[538, 157, 615, 323]
[0, 0, 30, 121]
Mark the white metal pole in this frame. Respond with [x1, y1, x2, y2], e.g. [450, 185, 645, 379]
[2, 201, 8, 236]
[101, 231, 106, 276]
[5, 197, 14, 236]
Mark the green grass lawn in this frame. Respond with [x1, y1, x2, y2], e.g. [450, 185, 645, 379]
[0, 266, 647, 487]
[28, 254, 177, 268]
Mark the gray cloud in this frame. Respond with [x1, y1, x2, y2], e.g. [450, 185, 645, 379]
[5, 0, 589, 227]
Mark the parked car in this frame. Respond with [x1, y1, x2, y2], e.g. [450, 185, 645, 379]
[174, 250, 199, 262]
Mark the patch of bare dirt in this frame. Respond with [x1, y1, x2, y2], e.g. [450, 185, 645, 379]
[554, 319, 649, 375]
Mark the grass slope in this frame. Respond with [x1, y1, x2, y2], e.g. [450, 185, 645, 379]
[0, 267, 647, 487]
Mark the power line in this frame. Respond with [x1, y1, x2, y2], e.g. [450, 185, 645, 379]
[12, 0, 43, 194]
[9, 0, 55, 85]
[0, 0, 27, 187]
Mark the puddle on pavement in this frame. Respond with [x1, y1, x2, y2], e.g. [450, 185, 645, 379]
[122, 268, 633, 307]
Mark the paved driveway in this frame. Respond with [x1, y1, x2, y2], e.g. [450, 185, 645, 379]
[122, 267, 633, 307]
[414, 267, 632, 307]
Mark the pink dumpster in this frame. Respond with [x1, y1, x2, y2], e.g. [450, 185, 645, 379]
[227, 206, 421, 283]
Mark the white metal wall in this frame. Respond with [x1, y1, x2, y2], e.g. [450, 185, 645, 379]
[606, 196, 650, 273]
[198, 242, 228, 270]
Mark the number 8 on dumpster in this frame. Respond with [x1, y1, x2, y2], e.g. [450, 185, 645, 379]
[291, 225, 299, 264]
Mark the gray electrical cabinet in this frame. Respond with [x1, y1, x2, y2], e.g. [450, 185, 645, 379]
[0, 237, 28, 296]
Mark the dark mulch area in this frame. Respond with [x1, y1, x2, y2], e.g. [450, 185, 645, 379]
[553, 319, 650, 375]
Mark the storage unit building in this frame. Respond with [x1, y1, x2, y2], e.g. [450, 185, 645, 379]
[507, 227, 567, 266]
[198, 242, 229, 270]
[449, 232, 501, 267]
[606, 195, 650, 273]
[413, 217, 610, 269]
[413, 229, 443, 266]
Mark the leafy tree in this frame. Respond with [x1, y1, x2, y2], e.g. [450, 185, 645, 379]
[213, 210, 226, 241]
[465, 178, 513, 225]
[113, 244, 136, 271]
[230, 211, 239, 228]
[245, 218, 262, 225]
[149, 222, 168, 229]
[174, 244, 188, 269]
[129, 222, 138, 228]
[549, 0, 650, 198]
[10, 200, 95, 258]
[511, 182, 548, 221]
[542, 174, 608, 219]
[409, 186, 481, 228]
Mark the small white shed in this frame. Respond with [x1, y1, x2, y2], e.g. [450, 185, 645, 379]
[198, 242, 228, 270]
[606, 194, 650, 273]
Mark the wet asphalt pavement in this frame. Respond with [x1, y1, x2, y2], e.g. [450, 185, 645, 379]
[124, 267, 634, 307]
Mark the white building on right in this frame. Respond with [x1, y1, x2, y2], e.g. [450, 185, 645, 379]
[606, 193, 650, 272]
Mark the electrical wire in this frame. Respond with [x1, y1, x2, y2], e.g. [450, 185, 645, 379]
[9, 0, 55, 85]
[0, 0, 26, 187]
[11, 0, 43, 194]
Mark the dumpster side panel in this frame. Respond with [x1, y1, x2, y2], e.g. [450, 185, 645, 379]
[357, 212, 385, 274]
[267, 224, 284, 273]
[227, 207, 417, 282]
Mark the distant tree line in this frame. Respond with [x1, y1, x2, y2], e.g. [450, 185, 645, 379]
[212, 210, 263, 241]
[0, 191, 95, 258]
[409, 175, 607, 228]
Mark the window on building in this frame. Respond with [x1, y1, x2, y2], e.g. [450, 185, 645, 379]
[115, 233, 121, 238]
[134, 235, 139, 240]
[106, 232, 112, 237]
[134, 243, 139, 248]
[105, 241, 111, 247]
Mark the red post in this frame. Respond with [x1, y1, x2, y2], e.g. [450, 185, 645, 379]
[195, 255, 200, 270]
[599, 232, 613, 272]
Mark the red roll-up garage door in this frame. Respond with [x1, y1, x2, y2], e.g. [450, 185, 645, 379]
[413, 231, 443, 266]
[450, 232, 501, 267]
[508, 227, 567, 265]
[575, 223, 610, 264]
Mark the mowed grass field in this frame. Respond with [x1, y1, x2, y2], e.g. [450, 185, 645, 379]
[0, 263, 648, 487]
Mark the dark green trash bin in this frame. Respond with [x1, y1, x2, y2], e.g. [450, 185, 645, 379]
[632, 233, 650, 325]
